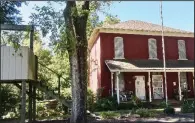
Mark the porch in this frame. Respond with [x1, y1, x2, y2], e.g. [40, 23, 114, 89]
[105, 59, 194, 104]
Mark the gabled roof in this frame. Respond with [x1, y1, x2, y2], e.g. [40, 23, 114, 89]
[88, 20, 194, 50]
[105, 59, 194, 72]
[103, 20, 193, 34]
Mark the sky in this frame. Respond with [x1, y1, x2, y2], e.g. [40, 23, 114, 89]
[19, 1, 194, 32]
[18, 1, 194, 47]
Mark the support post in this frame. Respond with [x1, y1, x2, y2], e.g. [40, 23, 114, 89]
[33, 56, 38, 121]
[28, 82, 32, 122]
[58, 75, 61, 97]
[148, 72, 152, 102]
[111, 72, 114, 97]
[193, 72, 195, 98]
[21, 81, 26, 123]
[116, 72, 120, 104]
[29, 25, 34, 123]
[178, 72, 182, 101]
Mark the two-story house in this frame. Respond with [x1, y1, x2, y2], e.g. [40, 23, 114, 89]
[88, 20, 194, 104]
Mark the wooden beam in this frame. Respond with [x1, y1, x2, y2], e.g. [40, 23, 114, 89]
[111, 72, 114, 97]
[33, 56, 38, 121]
[0, 24, 33, 31]
[178, 72, 182, 101]
[116, 72, 120, 104]
[29, 83, 32, 123]
[20, 81, 26, 123]
[148, 72, 152, 102]
[30, 25, 34, 51]
[58, 76, 61, 97]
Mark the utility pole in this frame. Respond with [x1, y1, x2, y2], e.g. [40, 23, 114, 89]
[160, 1, 168, 105]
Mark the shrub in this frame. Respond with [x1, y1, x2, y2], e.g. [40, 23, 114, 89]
[135, 108, 155, 117]
[100, 111, 120, 119]
[117, 102, 135, 110]
[163, 106, 175, 115]
[87, 89, 95, 112]
[181, 100, 194, 113]
[131, 96, 143, 108]
[159, 101, 170, 108]
[94, 96, 118, 111]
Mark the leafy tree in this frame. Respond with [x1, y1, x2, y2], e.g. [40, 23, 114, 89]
[0, 1, 23, 24]
[30, 1, 121, 123]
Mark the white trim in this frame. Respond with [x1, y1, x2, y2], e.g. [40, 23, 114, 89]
[116, 72, 120, 104]
[178, 72, 182, 101]
[88, 28, 194, 51]
[108, 69, 194, 73]
[148, 72, 152, 102]
[111, 72, 114, 97]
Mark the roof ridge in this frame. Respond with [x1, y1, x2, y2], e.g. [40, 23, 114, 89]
[103, 20, 193, 33]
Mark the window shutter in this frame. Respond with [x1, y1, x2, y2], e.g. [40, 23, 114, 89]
[114, 37, 124, 59]
[148, 39, 157, 59]
[178, 40, 187, 59]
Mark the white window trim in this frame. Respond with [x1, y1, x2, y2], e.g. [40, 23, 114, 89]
[178, 40, 188, 60]
[114, 37, 125, 59]
[148, 38, 158, 60]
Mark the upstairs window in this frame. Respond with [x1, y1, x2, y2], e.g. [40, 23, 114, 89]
[148, 38, 158, 59]
[114, 37, 124, 59]
[178, 40, 187, 60]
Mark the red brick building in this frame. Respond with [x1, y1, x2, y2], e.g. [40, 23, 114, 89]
[88, 20, 194, 103]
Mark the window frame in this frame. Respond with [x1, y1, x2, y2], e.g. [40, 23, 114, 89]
[113, 37, 125, 59]
[178, 40, 187, 60]
[148, 38, 158, 60]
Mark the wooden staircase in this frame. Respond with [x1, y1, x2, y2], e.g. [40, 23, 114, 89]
[32, 81, 72, 108]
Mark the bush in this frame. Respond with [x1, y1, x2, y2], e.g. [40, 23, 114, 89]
[163, 106, 175, 115]
[100, 111, 120, 119]
[94, 96, 118, 111]
[117, 102, 135, 110]
[131, 96, 143, 108]
[181, 100, 194, 113]
[135, 108, 155, 117]
[87, 89, 95, 112]
[159, 101, 170, 108]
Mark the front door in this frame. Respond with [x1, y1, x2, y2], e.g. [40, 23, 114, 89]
[152, 75, 164, 99]
[135, 76, 146, 100]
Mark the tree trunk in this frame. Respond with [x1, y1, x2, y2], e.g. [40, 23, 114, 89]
[64, 1, 89, 123]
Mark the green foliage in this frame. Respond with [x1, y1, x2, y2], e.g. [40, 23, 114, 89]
[163, 106, 175, 115]
[181, 100, 194, 113]
[131, 95, 143, 108]
[159, 101, 171, 108]
[117, 102, 135, 110]
[87, 89, 95, 111]
[135, 108, 156, 118]
[94, 96, 118, 111]
[0, 84, 20, 118]
[100, 111, 120, 119]
[0, 1, 23, 24]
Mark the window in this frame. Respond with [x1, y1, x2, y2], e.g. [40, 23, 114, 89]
[180, 72, 188, 92]
[148, 38, 158, 59]
[178, 40, 187, 60]
[114, 37, 124, 59]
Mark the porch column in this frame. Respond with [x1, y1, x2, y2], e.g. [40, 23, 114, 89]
[178, 72, 182, 101]
[111, 72, 114, 97]
[148, 72, 152, 102]
[193, 72, 195, 98]
[115, 72, 120, 104]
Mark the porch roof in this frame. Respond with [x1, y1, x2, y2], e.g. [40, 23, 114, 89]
[105, 59, 194, 72]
